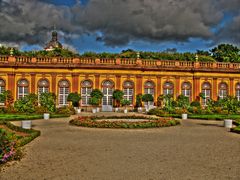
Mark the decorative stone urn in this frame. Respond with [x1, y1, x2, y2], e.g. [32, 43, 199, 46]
[92, 108, 97, 113]
[77, 108, 81, 114]
[182, 113, 188, 120]
[224, 119, 233, 128]
[138, 107, 143, 113]
[21, 120, 32, 129]
[124, 109, 128, 114]
[43, 113, 50, 120]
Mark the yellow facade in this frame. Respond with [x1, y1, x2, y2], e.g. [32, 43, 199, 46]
[1, 56, 240, 107]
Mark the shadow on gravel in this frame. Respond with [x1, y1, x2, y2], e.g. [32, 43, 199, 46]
[197, 123, 223, 127]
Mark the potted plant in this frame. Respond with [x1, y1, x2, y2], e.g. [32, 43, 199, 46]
[142, 94, 154, 112]
[222, 96, 238, 128]
[112, 90, 124, 112]
[90, 89, 103, 112]
[89, 97, 100, 113]
[176, 95, 190, 120]
[136, 94, 143, 113]
[67, 92, 81, 113]
[39, 92, 56, 120]
[121, 99, 131, 113]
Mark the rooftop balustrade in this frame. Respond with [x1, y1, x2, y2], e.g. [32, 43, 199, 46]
[0, 56, 239, 71]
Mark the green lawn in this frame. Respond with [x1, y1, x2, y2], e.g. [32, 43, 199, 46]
[0, 113, 70, 121]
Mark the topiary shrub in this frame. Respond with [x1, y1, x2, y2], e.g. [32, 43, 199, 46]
[190, 101, 201, 107]
[39, 92, 56, 113]
[135, 94, 143, 107]
[90, 89, 104, 99]
[120, 99, 131, 109]
[14, 93, 38, 113]
[112, 90, 124, 107]
[67, 92, 81, 107]
[56, 106, 75, 115]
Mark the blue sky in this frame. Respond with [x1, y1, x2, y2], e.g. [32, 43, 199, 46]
[1, 0, 239, 53]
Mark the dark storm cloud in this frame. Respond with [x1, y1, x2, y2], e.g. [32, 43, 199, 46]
[0, 0, 239, 47]
[0, 0, 78, 45]
[216, 15, 240, 44]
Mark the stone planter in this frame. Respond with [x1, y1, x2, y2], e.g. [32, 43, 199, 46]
[92, 108, 97, 113]
[77, 108, 81, 114]
[224, 119, 233, 128]
[21, 120, 32, 129]
[43, 113, 50, 120]
[115, 108, 119, 112]
[124, 109, 128, 114]
[138, 107, 143, 113]
[182, 113, 188, 120]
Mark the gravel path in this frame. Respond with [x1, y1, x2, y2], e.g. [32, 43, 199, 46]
[0, 113, 240, 180]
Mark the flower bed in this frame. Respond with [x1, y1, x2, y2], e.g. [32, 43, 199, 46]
[0, 121, 40, 165]
[69, 116, 180, 129]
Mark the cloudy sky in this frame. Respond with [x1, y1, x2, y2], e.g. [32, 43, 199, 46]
[0, 0, 239, 53]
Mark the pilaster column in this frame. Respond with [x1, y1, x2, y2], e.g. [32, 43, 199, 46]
[94, 75, 100, 89]
[193, 77, 200, 101]
[7, 73, 16, 101]
[230, 78, 234, 96]
[72, 74, 79, 92]
[213, 78, 218, 100]
[51, 73, 57, 95]
[157, 76, 162, 98]
[175, 76, 180, 99]
[136, 75, 143, 95]
[116, 75, 121, 90]
[30, 73, 36, 94]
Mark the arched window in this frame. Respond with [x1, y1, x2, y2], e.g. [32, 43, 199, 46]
[0, 79, 6, 105]
[102, 80, 114, 108]
[163, 81, 174, 95]
[181, 82, 191, 101]
[123, 81, 134, 105]
[38, 79, 49, 99]
[17, 79, 29, 99]
[58, 80, 70, 106]
[218, 82, 228, 99]
[144, 81, 155, 105]
[81, 80, 93, 106]
[201, 82, 211, 106]
[236, 83, 240, 101]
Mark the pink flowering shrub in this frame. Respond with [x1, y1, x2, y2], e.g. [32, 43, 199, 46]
[0, 129, 18, 164]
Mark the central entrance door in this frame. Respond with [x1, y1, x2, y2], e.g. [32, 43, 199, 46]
[102, 80, 114, 112]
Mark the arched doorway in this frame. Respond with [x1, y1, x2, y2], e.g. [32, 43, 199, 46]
[102, 80, 114, 111]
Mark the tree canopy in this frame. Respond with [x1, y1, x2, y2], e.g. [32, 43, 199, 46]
[0, 43, 239, 63]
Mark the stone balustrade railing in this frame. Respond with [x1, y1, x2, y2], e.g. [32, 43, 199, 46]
[1, 56, 240, 71]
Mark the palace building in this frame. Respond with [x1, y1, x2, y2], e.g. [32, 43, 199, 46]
[0, 32, 240, 111]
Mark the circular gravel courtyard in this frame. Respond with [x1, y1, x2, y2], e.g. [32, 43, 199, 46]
[0, 113, 239, 180]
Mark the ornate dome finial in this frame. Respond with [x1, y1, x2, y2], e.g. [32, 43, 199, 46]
[44, 27, 63, 51]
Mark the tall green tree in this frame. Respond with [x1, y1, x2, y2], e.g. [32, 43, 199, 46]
[211, 44, 240, 62]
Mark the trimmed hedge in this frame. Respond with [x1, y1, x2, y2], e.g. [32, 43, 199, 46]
[230, 126, 240, 134]
[148, 109, 240, 120]
[69, 116, 180, 129]
[0, 113, 70, 121]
